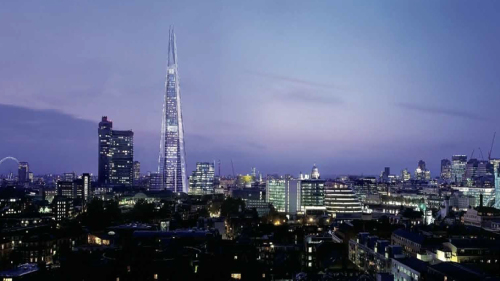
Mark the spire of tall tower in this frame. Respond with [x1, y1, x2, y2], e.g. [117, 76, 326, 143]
[167, 26, 177, 67]
[158, 27, 187, 193]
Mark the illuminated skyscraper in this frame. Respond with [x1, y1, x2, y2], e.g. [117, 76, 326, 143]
[324, 181, 362, 215]
[133, 161, 141, 182]
[158, 28, 187, 192]
[440, 159, 452, 180]
[452, 155, 467, 184]
[98, 116, 134, 187]
[266, 179, 287, 213]
[18, 162, 29, 184]
[189, 162, 215, 195]
[298, 165, 325, 213]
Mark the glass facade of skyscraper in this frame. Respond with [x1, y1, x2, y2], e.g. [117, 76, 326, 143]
[109, 130, 134, 187]
[158, 28, 187, 193]
[98, 116, 134, 187]
[266, 179, 287, 213]
[298, 179, 325, 213]
[324, 181, 362, 215]
[452, 155, 467, 184]
[189, 162, 215, 195]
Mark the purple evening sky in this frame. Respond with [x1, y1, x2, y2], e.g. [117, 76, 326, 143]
[1, 1, 500, 177]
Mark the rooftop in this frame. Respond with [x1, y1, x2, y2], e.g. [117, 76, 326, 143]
[394, 257, 428, 273]
[393, 229, 425, 244]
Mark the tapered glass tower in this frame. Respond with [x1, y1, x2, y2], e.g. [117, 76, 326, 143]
[158, 28, 187, 192]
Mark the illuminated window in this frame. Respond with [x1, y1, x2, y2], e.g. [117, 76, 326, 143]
[230, 273, 242, 279]
[154, 274, 158, 280]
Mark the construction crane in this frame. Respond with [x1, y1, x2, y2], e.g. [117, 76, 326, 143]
[478, 147, 485, 160]
[470, 149, 475, 160]
[488, 132, 496, 160]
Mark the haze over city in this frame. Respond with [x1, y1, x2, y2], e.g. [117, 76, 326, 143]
[1, 1, 500, 176]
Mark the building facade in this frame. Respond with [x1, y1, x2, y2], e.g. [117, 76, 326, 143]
[189, 162, 215, 195]
[266, 179, 287, 213]
[158, 28, 187, 193]
[441, 159, 452, 180]
[18, 162, 29, 184]
[298, 165, 325, 214]
[452, 155, 467, 184]
[324, 181, 362, 216]
[98, 116, 134, 187]
[133, 161, 141, 182]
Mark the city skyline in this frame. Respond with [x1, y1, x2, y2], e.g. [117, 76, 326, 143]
[1, 1, 500, 176]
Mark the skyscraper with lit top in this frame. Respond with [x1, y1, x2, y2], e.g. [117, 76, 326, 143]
[158, 28, 187, 193]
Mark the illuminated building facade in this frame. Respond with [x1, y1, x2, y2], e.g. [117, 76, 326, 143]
[440, 159, 452, 180]
[109, 130, 134, 186]
[158, 28, 187, 192]
[414, 160, 431, 181]
[401, 168, 411, 182]
[452, 155, 467, 184]
[18, 162, 29, 184]
[324, 181, 362, 215]
[189, 162, 215, 194]
[133, 161, 141, 182]
[266, 179, 287, 212]
[98, 116, 112, 186]
[98, 116, 134, 187]
[298, 165, 325, 213]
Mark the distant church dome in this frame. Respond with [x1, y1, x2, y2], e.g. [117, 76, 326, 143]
[311, 164, 320, 179]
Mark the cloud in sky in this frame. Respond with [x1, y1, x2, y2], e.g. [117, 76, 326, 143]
[246, 70, 344, 90]
[277, 91, 343, 105]
[397, 102, 490, 122]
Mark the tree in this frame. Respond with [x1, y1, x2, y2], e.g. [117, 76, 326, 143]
[220, 197, 245, 217]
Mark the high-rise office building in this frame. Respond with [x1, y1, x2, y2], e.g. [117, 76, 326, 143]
[401, 169, 411, 182]
[188, 162, 215, 195]
[57, 181, 75, 199]
[148, 172, 162, 190]
[266, 179, 287, 213]
[380, 167, 390, 182]
[298, 165, 325, 213]
[74, 173, 92, 205]
[64, 172, 76, 182]
[158, 28, 187, 193]
[495, 167, 500, 209]
[324, 181, 362, 215]
[133, 161, 141, 182]
[98, 116, 134, 187]
[441, 159, 452, 180]
[452, 155, 467, 184]
[414, 160, 430, 181]
[18, 162, 29, 184]
[109, 130, 134, 186]
[98, 116, 113, 186]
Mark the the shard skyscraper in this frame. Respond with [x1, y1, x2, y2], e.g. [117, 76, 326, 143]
[158, 28, 187, 193]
